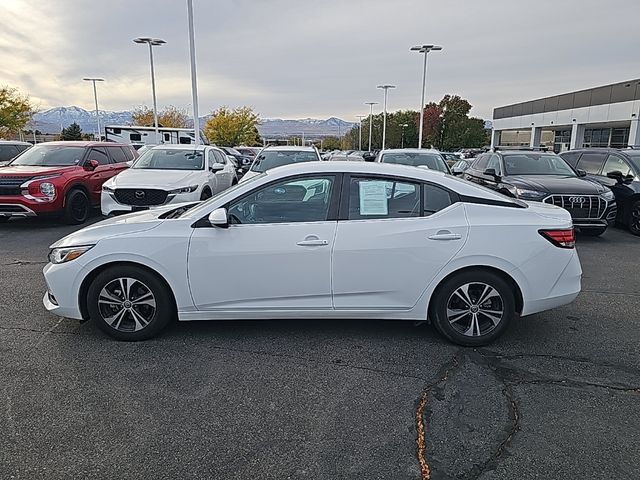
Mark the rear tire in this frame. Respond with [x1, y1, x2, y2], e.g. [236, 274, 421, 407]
[63, 189, 90, 224]
[87, 265, 175, 341]
[580, 226, 607, 237]
[628, 200, 640, 236]
[431, 270, 515, 347]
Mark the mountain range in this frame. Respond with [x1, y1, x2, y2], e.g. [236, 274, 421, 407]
[31, 106, 356, 138]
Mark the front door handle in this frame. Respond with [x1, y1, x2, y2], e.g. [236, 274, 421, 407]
[428, 231, 462, 241]
[297, 236, 329, 246]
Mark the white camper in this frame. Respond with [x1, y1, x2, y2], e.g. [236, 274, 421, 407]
[104, 125, 207, 148]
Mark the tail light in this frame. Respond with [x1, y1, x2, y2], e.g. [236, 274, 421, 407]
[539, 228, 575, 249]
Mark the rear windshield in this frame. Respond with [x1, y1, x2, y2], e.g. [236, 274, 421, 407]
[10, 145, 85, 166]
[380, 152, 448, 173]
[251, 150, 319, 173]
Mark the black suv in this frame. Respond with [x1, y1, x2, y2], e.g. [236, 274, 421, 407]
[463, 150, 617, 236]
[560, 148, 640, 236]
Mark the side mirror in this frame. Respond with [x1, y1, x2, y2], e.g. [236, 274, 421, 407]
[451, 167, 464, 176]
[362, 152, 376, 162]
[606, 170, 624, 184]
[576, 169, 587, 177]
[86, 159, 99, 170]
[484, 168, 501, 180]
[208, 207, 228, 228]
[210, 163, 225, 172]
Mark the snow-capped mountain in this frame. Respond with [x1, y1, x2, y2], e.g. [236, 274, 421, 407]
[32, 106, 356, 138]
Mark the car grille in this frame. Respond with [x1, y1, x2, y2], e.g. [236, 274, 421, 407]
[0, 176, 32, 196]
[543, 195, 606, 219]
[113, 188, 168, 206]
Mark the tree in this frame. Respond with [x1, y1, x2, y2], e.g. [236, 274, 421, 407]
[131, 105, 190, 128]
[0, 86, 34, 138]
[203, 106, 261, 146]
[60, 122, 83, 140]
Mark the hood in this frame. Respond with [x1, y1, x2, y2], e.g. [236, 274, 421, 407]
[106, 169, 204, 189]
[49, 206, 181, 248]
[0, 165, 79, 176]
[507, 174, 605, 195]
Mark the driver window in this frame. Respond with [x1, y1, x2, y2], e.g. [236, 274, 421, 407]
[88, 148, 110, 165]
[227, 176, 335, 224]
[486, 155, 501, 174]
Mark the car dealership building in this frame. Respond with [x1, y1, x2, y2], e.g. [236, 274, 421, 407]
[491, 79, 640, 153]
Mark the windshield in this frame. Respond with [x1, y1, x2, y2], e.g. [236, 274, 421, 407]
[250, 150, 318, 173]
[10, 145, 86, 166]
[132, 148, 204, 170]
[503, 153, 576, 176]
[380, 152, 448, 173]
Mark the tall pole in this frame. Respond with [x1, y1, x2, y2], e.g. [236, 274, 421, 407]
[83, 78, 104, 141]
[356, 115, 366, 151]
[365, 102, 378, 151]
[187, 0, 200, 147]
[412, 45, 442, 149]
[148, 43, 159, 142]
[377, 85, 396, 150]
[401, 123, 408, 148]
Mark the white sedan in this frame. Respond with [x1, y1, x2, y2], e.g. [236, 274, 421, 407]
[101, 144, 236, 216]
[43, 161, 581, 346]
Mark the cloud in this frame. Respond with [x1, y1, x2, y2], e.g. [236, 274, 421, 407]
[2, 0, 639, 120]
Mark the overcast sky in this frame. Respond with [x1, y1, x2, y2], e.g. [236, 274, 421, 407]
[1, 0, 639, 120]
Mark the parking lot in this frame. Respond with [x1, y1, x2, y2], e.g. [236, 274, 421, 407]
[0, 217, 639, 480]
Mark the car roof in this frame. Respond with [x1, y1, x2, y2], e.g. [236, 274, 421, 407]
[36, 141, 126, 147]
[149, 144, 209, 151]
[379, 148, 441, 154]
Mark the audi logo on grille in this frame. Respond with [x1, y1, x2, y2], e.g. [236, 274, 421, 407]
[135, 190, 146, 199]
[568, 196, 586, 203]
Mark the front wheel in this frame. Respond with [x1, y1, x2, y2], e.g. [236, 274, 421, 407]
[87, 265, 175, 341]
[628, 200, 640, 236]
[200, 187, 212, 201]
[63, 189, 90, 224]
[431, 270, 515, 346]
[579, 226, 607, 237]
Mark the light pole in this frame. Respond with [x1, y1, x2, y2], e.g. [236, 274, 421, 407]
[377, 85, 396, 150]
[186, 0, 201, 147]
[364, 102, 378, 151]
[411, 44, 442, 149]
[356, 115, 366, 151]
[400, 123, 409, 148]
[82, 77, 104, 140]
[133, 37, 166, 143]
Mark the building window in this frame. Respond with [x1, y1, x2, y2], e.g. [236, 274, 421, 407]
[610, 128, 630, 148]
[582, 127, 629, 148]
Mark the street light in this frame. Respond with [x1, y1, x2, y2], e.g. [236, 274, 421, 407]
[364, 102, 378, 151]
[376, 84, 396, 150]
[400, 123, 409, 148]
[82, 77, 104, 140]
[356, 115, 366, 151]
[411, 44, 442, 149]
[186, 0, 201, 147]
[133, 37, 166, 142]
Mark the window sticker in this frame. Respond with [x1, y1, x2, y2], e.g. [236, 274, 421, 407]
[359, 181, 388, 215]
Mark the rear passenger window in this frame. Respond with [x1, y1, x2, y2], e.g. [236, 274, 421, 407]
[109, 147, 128, 163]
[577, 152, 606, 174]
[122, 147, 135, 161]
[348, 177, 420, 220]
[423, 184, 452, 215]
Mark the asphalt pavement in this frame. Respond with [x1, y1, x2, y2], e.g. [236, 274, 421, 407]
[0, 216, 638, 480]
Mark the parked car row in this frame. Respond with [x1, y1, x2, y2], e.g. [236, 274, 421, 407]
[0, 140, 32, 166]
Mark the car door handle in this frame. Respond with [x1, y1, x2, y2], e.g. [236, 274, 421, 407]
[428, 231, 462, 241]
[297, 238, 329, 246]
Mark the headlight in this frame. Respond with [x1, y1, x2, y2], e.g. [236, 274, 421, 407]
[515, 188, 547, 200]
[102, 184, 115, 193]
[601, 190, 615, 201]
[39, 182, 56, 197]
[168, 185, 198, 194]
[48, 245, 94, 264]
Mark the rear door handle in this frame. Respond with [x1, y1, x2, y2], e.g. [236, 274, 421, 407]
[428, 231, 462, 241]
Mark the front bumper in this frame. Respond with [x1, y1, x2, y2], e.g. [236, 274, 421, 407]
[42, 262, 84, 320]
[0, 195, 62, 217]
[101, 189, 199, 216]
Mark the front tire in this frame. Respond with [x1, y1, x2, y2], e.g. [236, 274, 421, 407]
[580, 226, 607, 237]
[200, 187, 212, 201]
[87, 265, 175, 341]
[63, 189, 90, 224]
[431, 270, 515, 346]
[628, 200, 640, 236]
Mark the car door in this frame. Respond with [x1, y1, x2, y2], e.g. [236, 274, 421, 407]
[83, 147, 113, 202]
[332, 175, 469, 310]
[206, 149, 220, 193]
[188, 174, 339, 310]
[213, 149, 234, 189]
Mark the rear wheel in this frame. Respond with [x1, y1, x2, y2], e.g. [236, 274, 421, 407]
[629, 200, 640, 236]
[580, 226, 607, 237]
[63, 189, 90, 224]
[431, 270, 515, 346]
[87, 265, 175, 341]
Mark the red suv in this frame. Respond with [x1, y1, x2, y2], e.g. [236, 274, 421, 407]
[0, 141, 136, 224]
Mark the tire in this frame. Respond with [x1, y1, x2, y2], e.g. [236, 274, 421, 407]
[431, 270, 515, 347]
[200, 187, 212, 201]
[628, 200, 640, 236]
[63, 189, 90, 224]
[579, 226, 607, 237]
[86, 265, 175, 341]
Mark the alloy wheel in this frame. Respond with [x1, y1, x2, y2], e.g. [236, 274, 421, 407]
[71, 194, 88, 222]
[97, 277, 157, 332]
[446, 282, 504, 337]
